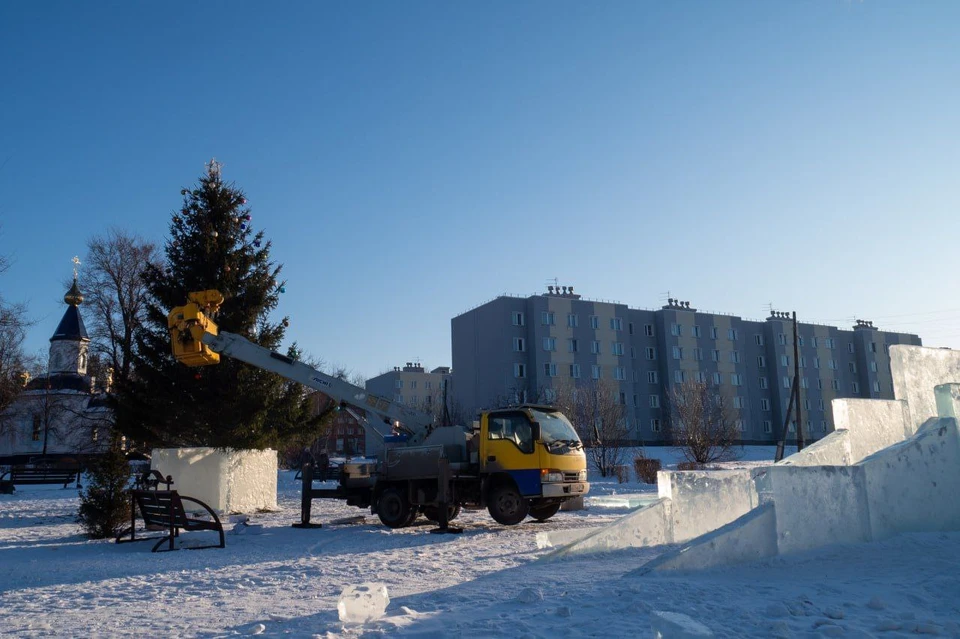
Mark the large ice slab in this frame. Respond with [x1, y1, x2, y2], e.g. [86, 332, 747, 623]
[152, 447, 277, 514]
[890, 344, 960, 433]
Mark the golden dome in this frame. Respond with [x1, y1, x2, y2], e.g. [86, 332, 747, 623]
[64, 278, 84, 306]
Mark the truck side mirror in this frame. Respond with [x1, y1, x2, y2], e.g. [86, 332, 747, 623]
[530, 423, 541, 442]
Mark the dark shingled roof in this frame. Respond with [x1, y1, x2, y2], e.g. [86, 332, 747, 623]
[50, 305, 88, 342]
[25, 373, 92, 392]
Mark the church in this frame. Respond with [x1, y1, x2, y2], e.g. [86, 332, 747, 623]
[0, 279, 113, 465]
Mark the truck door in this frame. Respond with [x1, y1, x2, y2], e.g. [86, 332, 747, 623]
[482, 411, 540, 496]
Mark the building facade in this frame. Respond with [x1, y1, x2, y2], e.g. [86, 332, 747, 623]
[451, 287, 922, 444]
[0, 279, 112, 464]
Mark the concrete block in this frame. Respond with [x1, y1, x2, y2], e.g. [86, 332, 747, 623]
[890, 345, 960, 434]
[860, 417, 960, 540]
[636, 503, 778, 574]
[659, 470, 758, 543]
[152, 447, 278, 514]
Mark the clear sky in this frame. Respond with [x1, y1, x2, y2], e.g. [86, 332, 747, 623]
[2, 1, 959, 381]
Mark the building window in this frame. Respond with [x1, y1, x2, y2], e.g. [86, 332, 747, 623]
[817, 379, 824, 390]
[695, 371, 707, 383]
[590, 315, 599, 329]
[614, 367, 626, 380]
[813, 357, 820, 369]
[803, 399, 811, 410]
[395, 379, 403, 389]
[611, 342, 624, 356]
[820, 421, 827, 432]
[513, 337, 526, 352]
[873, 380, 880, 393]
[542, 311, 555, 326]
[728, 328, 738, 341]
[645, 347, 657, 360]
[651, 419, 662, 433]
[711, 349, 721, 362]
[731, 373, 743, 386]
[591, 365, 601, 380]
[778, 333, 786, 346]
[811, 337, 818, 348]
[801, 377, 809, 389]
[760, 398, 770, 411]
[755, 334, 764, 346]
[674, 370, 685, 384]
[759, 377, 768, 389]
[798, 336, 804, 347]
[394, 394, 403, 403]
[633, 394, 640, 407]
[848, 362, 857, 373]
[671, 323, 682, 337]
[629, 322, 634, 335]
[644, 324, 654, 337]
[870, 342, 877, 353]
[410, 380, 417, 389]
[730, 351, 741, 364]
[425, 381, 432, 389]
[543, 337, 557, 351]
[828, 359, 837, 370]
[32, 415, 41, 442]
[763, 420, 772, 434]
[692, 347, 703, 361]
[783, 376, 791, 389]
[567, 313, 579, 328]
[570, 364, 581, 379]
[710, 327, 719, 339]
[619, 392, 627, 405]
[692, 325, 702, 338]
[832, 379, 840, 391]
[630, 346, 636, 359]
[757, 355, 766, 368]
[647, 371, 659, 384]
[568, 338, 579, 353]
[848, 343, 855, 354]
[544, 363, 557, 377]
[799, 357, 806, 368]
[649, 395, 660, 408]
[672, 346, 683, 360]
[512, 311, 525, 326]
[591, 341, 601, 355]
[827, 338, 836, 349]
[514, 363, 526, 378]
[610, 318, 623, 331]
[781, 355, 790, 367]
[870, 361, 878, 372]
[733, 396, 744, 409]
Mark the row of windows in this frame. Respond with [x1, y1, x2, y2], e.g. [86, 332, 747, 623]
[394, 379, 436, 389]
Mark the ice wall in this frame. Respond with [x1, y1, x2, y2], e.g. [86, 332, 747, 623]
[890, 345, 960, 433]
[152, 447, 278, 513]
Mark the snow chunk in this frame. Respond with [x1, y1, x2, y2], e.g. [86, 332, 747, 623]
[337, 583, 389, 623]
[517, 588, 543, 603]
[650, 611, 714, 638]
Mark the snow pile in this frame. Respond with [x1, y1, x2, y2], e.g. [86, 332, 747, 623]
[337, 583, 389, 623]
[151, 447, 277, 513]
[650, 611, 714, 638]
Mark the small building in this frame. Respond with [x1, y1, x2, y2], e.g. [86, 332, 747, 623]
[0, 279, 112, 465]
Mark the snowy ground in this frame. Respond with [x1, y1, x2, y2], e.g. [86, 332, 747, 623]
[1, 447, 959, 638]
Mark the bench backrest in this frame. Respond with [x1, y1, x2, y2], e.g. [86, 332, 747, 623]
[9, 468, 78, 483]
[134, 490, 188, 527]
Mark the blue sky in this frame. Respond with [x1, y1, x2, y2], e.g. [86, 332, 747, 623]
[2, 1, 959, 380]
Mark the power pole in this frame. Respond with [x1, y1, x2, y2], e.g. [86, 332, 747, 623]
[793, 311, 805, 452]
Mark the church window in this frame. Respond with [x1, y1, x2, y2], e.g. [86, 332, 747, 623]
[31, 415, 42, 441]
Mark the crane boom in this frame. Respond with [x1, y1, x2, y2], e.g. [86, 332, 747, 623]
[168, 291, 436, 445]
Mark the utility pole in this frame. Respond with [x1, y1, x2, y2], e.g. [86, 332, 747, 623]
[792, 311, 805, 452]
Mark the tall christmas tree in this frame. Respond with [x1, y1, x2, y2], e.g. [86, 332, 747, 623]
[116, 160, 320, 450]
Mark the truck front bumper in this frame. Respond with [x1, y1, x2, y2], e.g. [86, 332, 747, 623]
[542, 481, 590, 498]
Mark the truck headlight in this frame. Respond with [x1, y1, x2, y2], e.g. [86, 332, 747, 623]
[542, 471, 564, 483]
[578, 470, 587, 482]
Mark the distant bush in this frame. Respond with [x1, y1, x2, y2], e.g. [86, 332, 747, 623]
[612, 465, 630, 484]
[676, 461, 703, 471]
[633, 455, 661, 484]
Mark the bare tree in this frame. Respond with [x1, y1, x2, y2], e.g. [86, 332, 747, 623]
[0, 246, 30, 424]
[82, 229, 158, 387]
[667, 379, 742, 465]
[551, 377, 629, 477]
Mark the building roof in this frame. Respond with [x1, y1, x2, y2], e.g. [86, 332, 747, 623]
[24, 372, 92, 392]
[50, 305, 89, 342]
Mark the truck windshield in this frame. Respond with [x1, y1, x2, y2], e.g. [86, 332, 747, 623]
[530, 409, 582, 447]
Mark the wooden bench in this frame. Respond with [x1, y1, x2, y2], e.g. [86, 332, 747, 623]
[0, 466, 79, 489]
[115, 489, 225, 552]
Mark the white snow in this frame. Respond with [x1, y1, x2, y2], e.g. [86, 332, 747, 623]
[2, 465, 959, 637]
[337, 583, 389, 623]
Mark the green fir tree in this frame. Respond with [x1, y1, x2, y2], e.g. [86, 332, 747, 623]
[77, 435, 131, 539]
[115, 159, 320, 450]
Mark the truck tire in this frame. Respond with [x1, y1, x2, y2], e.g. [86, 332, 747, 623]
[528, 501, 561, 522]
[422, 504, 461, 523]
[487, 483, 529, 526]
[377, 487, 413, 529]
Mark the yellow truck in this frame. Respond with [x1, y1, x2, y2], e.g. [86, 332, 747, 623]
[169, 291, 589, 528]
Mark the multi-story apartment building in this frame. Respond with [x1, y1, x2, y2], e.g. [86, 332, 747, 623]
[308, 392, 366, 456]
[451, 286, 922, 444]
[365, 363, 452, 453]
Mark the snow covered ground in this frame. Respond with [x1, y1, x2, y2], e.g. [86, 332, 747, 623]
[1, 449, 959, 638]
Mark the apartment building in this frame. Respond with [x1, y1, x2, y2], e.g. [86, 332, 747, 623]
[450, 286, 922, 444]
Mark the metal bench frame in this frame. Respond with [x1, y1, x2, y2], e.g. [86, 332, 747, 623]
[115, 489, 225, 552]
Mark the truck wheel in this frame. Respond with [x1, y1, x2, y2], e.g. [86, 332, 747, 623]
[487, 484, 529, 525]
[422, 504, 461, 523]
[528, 501, 561, 522]
[377, 487, 412, 528]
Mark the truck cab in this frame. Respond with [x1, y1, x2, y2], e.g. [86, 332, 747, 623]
[479, 405, 589, 525]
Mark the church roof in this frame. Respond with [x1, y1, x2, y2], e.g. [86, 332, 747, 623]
[24, 372, 92, 392]
[50, 304, 89, 342]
